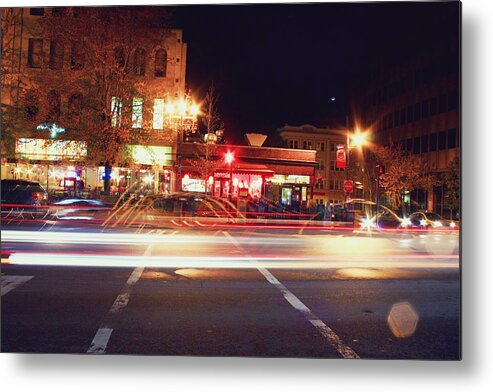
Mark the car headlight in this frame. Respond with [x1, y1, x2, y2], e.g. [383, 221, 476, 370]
[450, 221, 456, 228]
[400, 217, 412, 228]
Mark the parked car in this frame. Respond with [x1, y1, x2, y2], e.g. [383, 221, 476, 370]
[1, 179, 48, 206]
[409, 211, 457, 229]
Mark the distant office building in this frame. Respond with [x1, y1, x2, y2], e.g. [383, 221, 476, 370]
[357, 39, 459, 214]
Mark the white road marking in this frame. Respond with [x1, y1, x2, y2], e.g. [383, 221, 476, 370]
[222, 231, 360, 359]
[87, 243, 152, 354]
[1, 275, 34, 296]
[86, 327, 113, 354]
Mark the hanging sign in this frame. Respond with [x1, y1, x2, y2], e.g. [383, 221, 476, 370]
[336, 144, 347, 169]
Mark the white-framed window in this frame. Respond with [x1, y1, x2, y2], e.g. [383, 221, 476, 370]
[316, 180, 324, 189]
[153, 98, 165, 129]
[303, 140, 312, 150]
[316, 142, 325, 151]
[289, 140, 298, 149]
[132, 98, 143, 128]
[111, 96, 122, 127]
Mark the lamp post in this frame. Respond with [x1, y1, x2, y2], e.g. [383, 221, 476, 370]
[345, 117, 369, 221]
[225, 151, 234, 201]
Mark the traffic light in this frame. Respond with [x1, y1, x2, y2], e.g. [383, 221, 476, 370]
[376, 165, 385, 175]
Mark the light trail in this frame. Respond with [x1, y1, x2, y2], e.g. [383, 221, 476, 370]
[2, 252, 458, 269]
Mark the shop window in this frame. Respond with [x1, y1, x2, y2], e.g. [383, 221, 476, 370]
[155, 48, 167, 77]
[448, 128, 457, 149]
[132, 98, 143, 129]
[153, 98, 165, 129]
[28, 38, 43, 68]
[49, 40, 64, 70]
[421, 134, 429, 153]
[30, 8, 44, 16]
[438, 131, 447, 150]
[429, 133, 437, 151]
[133, 48, 146, 76]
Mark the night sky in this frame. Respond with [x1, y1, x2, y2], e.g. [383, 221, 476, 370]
[169, 1, 459, 144]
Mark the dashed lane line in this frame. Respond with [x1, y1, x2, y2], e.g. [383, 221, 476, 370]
[222, 231, 360, 359]
[86, 242, 153, 354]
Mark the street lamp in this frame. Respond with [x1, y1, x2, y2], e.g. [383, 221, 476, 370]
[165, 95, 200, 192]
[225, 151, 234, 200]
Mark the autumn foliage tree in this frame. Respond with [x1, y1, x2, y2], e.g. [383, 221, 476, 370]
[373, 145, 436, 210]
[444, 155, 460, 217]
[33, 7, 172, 166]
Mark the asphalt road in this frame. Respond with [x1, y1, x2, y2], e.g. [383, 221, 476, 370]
[1, 221, 460, 359]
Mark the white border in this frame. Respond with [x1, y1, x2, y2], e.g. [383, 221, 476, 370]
[2, 0, 492, 391]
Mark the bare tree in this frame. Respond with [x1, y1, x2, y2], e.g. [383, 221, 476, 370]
[188, 83, 225, 192]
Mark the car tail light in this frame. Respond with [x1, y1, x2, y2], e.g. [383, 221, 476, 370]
[32, 191, 47, 204]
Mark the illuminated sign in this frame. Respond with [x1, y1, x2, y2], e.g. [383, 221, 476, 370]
[268, 175, 310, 185]
[129, 145, 172, 166]
[16, 138, 87, 161]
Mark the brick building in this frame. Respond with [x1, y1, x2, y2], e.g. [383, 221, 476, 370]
[1, 6, 193, 196]
[278, 124, 347, 206]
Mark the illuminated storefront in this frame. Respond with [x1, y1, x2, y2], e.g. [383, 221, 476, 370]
[265, 174, 311, 208]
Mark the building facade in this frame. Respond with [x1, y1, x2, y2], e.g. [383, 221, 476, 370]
[278, 124, 347, 206]
[357, 39, 459, 214]
[1, 6, 192, 198]
[178, 142, 317, 210]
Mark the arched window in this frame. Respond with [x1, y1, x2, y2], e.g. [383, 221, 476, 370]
[154, 48, 167, 77]
[115, 46, 125, 69]
[133, 48, 146, 76]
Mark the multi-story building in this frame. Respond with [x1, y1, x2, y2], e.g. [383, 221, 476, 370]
[357, 39, 459, 214]
[1, 6, 192, 197]
[278, 124, 347, 206]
